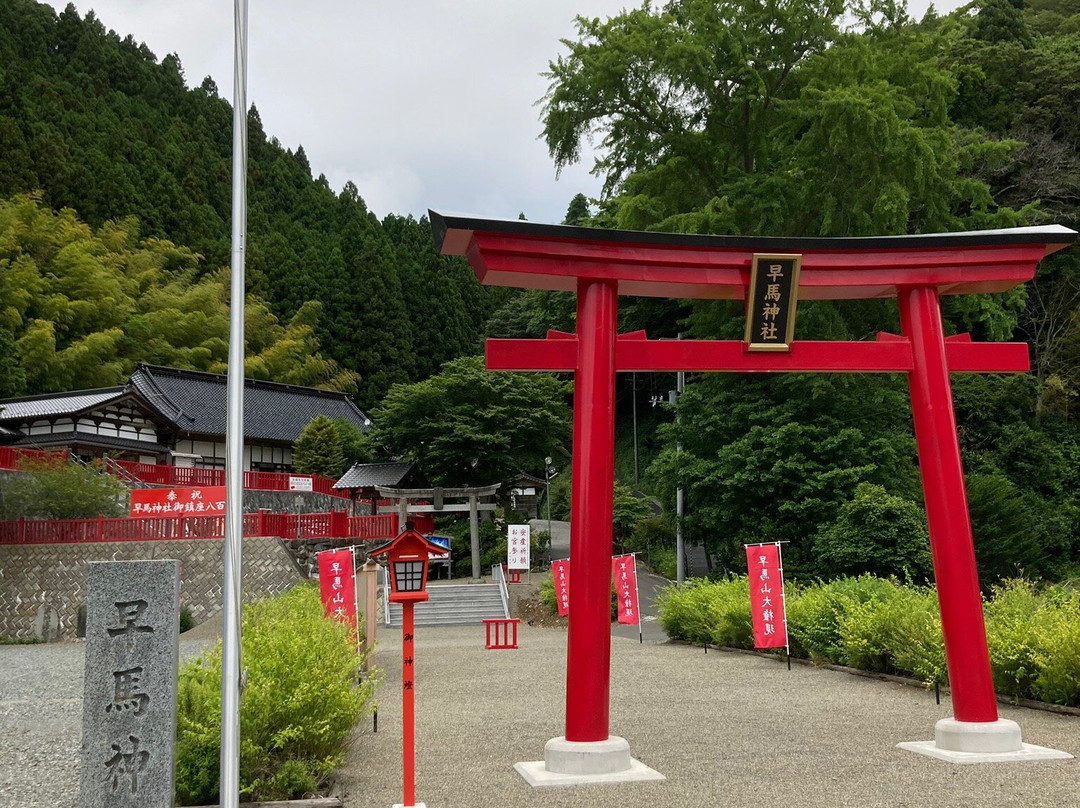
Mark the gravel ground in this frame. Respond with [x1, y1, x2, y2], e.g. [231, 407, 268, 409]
[339, 624, 1080, 808]
[0, 637, 211, 808]
[3, 624, 1078, 808]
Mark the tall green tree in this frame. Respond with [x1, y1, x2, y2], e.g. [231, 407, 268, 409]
[0, 193, 354, 394]
[292, 414, 346, 479]
[372, 356, 572, 487]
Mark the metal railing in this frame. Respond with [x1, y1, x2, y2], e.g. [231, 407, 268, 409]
[491, 563, 511, 619]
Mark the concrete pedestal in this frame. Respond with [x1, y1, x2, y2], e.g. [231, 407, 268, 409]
[514, 736, 665, 787]
[898, 718, 1073, 764]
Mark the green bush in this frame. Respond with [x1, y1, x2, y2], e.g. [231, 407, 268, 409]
[813, 483, 932, 582]
[786, 576, 894, 662]
[538, 571, 557, 613]
[984, 579, 1044, 699]
[175, 584, 376, 804]
[834, 582, 944, 682]
[657, 575, 1080, 704]
[984, 579, 1080, 705]
[657, 576, 752, 647]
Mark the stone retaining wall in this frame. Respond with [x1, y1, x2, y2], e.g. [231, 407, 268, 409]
[0, 536, 306, 640]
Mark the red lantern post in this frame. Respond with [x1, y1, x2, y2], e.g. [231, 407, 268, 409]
[368, 526, 445, 808]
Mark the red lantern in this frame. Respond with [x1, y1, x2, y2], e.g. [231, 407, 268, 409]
[369, 526, 444, 603]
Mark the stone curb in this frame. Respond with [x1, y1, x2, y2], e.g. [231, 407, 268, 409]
[695, 642, 1080, 717]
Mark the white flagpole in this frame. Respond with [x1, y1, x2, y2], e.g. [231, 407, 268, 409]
[221, 0, 249, 805]
[775, 541, 791, 667]
[632, 552, 642, 644]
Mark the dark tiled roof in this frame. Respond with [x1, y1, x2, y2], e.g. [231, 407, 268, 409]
[0, 387, 126, 420]
[129, 365, 370, 443]
[509, 471, 547, 486]
[0, 424, 23, 442]
[335, 462, 419, 490]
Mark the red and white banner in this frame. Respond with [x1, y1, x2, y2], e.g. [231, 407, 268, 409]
[746, 543, 788, 649]
[130, 486, 226, 517]
[318, 549, 357, 632]
[551, 559, 570, 616]
[612, 554, 640, 625]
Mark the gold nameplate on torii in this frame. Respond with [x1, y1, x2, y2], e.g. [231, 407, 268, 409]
[744, 254, 801, 351]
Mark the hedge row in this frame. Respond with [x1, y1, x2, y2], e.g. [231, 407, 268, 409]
[656, 575, 1080, 708]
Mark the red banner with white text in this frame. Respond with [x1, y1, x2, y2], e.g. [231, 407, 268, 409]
[129, 486, 226, 517]
[746, 543, 788, 649]
[612, 554, 640, 625]
[551, 559, 570, 616]
[318, 549, 357, 633]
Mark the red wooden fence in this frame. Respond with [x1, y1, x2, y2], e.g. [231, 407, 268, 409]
[0, 446, 66, 469]
[0, 509, 402, 545]
[103, 459, 348, 498]
[1, 451, 348, 498]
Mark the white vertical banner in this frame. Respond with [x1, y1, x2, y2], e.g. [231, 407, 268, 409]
[507, 524, 531, 570]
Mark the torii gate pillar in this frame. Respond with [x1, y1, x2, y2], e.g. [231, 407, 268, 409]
[431, 212, 1077, 777]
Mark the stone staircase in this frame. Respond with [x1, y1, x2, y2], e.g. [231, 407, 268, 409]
[387, 582, 507, 627]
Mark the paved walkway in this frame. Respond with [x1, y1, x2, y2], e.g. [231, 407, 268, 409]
[534, 518, 672, 644]
[338, 623, 1079, 808]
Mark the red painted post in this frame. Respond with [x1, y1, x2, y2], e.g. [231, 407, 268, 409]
[257, 508, 266, 536]
[898, 285, 998, 723]
[565, 278, 618, 742]
[402, 601, 416, 807]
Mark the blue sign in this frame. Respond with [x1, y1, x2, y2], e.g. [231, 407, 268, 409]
[427, 534, 451, 559]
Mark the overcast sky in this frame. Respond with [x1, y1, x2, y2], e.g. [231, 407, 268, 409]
[42, 1, 962, 225]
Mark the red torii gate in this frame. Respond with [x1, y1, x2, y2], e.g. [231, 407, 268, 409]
[432, 212, 1076, 777]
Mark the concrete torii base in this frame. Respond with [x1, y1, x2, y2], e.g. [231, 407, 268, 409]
[514, 736, 665, 787]
[898, 718, 1073, 764]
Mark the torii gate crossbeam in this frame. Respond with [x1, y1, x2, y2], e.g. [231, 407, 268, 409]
[431, 212, 1076, 777]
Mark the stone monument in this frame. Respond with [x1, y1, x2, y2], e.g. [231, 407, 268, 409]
[79, 560, 180, 808]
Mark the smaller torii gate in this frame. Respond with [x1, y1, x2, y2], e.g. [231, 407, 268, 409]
[376, 484, 500, 579]
[432, 211, 1076, 782]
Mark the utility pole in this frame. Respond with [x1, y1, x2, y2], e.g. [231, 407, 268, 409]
[632, 371, 639, 490]
[675, 368, 685, 586]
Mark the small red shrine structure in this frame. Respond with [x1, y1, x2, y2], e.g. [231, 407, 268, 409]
[431, 212, 1077, 777]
